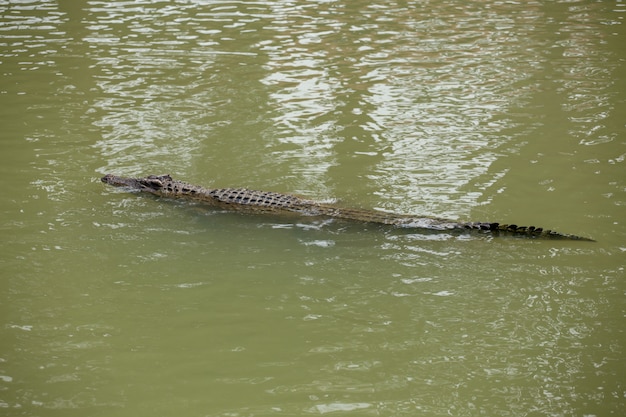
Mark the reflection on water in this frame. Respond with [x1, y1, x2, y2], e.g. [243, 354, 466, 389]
[1, 0, 624, 416]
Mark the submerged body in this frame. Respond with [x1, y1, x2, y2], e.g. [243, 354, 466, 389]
[101, 174, 594, 241]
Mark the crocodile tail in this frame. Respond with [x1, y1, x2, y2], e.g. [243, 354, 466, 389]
[462, 222, 595, 241]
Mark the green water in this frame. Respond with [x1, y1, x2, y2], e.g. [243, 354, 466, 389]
[1, 1, 624, 416]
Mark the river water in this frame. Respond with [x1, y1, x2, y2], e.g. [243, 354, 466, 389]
[1, 1, 624, 416]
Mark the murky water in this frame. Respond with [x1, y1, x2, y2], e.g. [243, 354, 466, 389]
[1, 1, 624, 416]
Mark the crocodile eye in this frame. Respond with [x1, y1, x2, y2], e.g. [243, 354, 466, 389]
[143, 178, 163, 187]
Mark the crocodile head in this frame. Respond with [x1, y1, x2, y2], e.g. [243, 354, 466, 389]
[101, 174, 172, 193]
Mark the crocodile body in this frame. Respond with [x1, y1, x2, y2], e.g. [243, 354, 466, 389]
[101, 174, 594, 241]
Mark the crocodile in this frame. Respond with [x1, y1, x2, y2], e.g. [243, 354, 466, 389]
[101, 174, 594, 241]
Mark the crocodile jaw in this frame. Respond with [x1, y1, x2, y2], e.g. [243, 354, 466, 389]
[101, 174, 171, 194]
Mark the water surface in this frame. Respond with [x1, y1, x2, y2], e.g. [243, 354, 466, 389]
[1, 1, 624, 416]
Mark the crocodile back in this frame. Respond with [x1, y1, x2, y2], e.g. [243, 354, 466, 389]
[206, 188, 316, 212]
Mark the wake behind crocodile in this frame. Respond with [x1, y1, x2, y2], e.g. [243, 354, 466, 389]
[101, 174, 594, 241]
